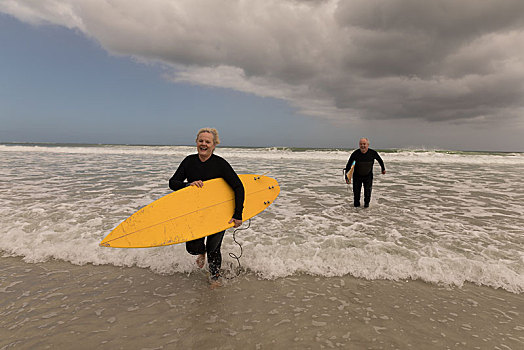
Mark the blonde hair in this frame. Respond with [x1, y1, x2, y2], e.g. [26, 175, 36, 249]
[196, 128, 220, 145]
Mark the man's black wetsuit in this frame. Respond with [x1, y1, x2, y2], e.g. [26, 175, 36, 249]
[169, 154, 244, 278]
[345, 149, 385, 207]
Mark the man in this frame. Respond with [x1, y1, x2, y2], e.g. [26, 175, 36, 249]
[345, 138, 386, 208]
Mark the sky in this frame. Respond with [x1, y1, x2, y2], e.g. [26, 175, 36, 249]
[1, 0, 523, 151]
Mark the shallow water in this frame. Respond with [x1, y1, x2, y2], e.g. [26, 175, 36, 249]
[0, 144, 523, 294]
[1, 257, 523, 349]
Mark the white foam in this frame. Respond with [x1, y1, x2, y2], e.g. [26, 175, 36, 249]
[1, 144, 523, 164]
[1, 144, 523, 293]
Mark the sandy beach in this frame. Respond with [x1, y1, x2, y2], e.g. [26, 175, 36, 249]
[1, 144, 523, 349]
[3, 0, 524, 345]
[2, 256, 522, 349]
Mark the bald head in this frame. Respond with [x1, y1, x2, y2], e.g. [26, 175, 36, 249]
[359, 138, 369, 153]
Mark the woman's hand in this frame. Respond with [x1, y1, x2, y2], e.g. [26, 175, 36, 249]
[189, 180, 204, 188]
[229, 218, 242, 228]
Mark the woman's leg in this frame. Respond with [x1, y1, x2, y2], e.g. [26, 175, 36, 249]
[186, 238, 206, 268]
[205, 231, 225, 279]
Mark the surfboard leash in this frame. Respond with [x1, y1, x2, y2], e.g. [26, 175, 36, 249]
[343, 169, 352, 194]
[226, 218, 251, 279]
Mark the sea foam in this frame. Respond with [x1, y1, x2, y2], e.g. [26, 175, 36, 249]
[1, 144, 523, 293]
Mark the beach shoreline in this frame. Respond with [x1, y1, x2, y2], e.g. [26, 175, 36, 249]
[2, 144, 523, 349]
[2, 256, 522, 349]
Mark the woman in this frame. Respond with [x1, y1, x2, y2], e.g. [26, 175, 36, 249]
[169, 128, 244, 283]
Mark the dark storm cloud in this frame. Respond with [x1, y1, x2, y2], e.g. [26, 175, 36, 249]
[1, 0, 523, 124]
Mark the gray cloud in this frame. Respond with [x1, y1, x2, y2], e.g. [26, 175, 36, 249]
[2, 0, 523, 125]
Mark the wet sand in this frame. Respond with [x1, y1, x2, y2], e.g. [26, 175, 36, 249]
[1, 257, 523, 349]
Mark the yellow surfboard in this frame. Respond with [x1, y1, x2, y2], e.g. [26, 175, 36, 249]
[100, 174, 280, 248]
[345, 161, 356, 184]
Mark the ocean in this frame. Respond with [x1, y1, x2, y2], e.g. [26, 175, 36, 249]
[1, 143, 523, 349]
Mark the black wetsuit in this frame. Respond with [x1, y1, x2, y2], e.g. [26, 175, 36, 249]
[169, 154, 244, 278]
[345, 149, 385, 207]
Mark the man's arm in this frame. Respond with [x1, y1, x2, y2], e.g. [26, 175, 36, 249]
[374, 151, 386, 174]
[345, 151, 357, 172]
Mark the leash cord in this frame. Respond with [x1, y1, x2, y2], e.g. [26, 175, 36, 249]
[226, 219, 251, 279]
[343, 169, 352, 193]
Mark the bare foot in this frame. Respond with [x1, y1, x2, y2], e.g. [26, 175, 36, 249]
[196, 254, 205, 268]
[209, 277, 222, 289]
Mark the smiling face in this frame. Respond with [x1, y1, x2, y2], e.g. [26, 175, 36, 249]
[359, 138, 369, 153]
[196, 131, 216, 161]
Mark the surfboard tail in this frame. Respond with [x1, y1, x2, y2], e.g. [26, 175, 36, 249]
[345, 161, 356, 183]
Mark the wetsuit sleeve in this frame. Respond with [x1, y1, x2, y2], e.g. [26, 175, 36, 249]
[374, 151, 386, 172]
[221, 161, 245, 220]
[345, 151, 357, 173]
[169, 157, 189, 191]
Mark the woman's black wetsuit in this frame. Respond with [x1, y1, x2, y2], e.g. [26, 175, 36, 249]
[169, 154, 244, 278]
